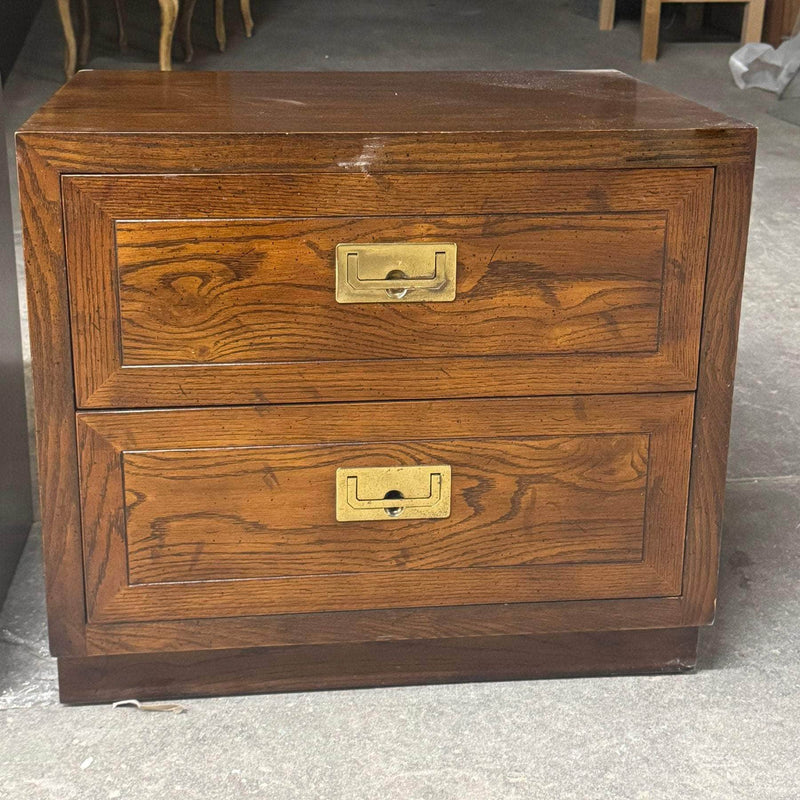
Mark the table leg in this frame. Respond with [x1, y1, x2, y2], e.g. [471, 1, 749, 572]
[641, 0, 661, 61]
[599, 0, 615, 31]
[741, 0, 766, 43]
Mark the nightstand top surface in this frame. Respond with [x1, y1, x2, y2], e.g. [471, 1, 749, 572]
[20, 69, 749, 136]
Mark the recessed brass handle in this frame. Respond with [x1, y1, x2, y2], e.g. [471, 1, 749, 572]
[335, 242, 457, 303]
[336, 465, 452, 521]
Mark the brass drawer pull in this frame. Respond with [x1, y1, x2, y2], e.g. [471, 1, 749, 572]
[335, 242, 457, 303]
[336, 465, 452, 521]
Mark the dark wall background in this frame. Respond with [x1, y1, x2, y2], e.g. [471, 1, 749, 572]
[1, 0, 46, 83]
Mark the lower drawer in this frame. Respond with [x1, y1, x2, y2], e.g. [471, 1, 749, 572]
[77, 394, 693, 625]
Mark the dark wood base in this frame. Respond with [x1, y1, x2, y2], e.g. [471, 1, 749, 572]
[58, 627, 699, 704]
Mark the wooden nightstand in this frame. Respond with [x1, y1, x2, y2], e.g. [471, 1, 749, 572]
[17, 70, 755, 703]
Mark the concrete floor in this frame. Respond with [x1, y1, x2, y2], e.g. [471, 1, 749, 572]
[1, 1, 799, 798]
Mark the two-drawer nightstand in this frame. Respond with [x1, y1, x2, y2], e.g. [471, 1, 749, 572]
[18, 70, 755, 703]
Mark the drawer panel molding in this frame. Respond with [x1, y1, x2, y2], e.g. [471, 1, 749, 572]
[63, 169, 713, 407]
[76, 394, 693, 628]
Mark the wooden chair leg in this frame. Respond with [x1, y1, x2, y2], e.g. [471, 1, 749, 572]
[55, 0, 78, 80]
[215, 0, 227, 52]
[741, 0, 766, 43]
[179, 0, 199, 61]
[641, 0, 661, 61]
[78, 0, 90, 65]
[599, 0, 615, 31]
[240, 0, 254, 37]
[114, 0, 128, 52]
[158, 0, 179, 71]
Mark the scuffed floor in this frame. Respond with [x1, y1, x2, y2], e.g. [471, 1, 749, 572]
[1, 1, 798, 797]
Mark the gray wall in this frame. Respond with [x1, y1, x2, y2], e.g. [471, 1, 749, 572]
[0, 83, 32, 606]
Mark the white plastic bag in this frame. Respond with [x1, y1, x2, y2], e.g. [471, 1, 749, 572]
[729, 34, 800, 94]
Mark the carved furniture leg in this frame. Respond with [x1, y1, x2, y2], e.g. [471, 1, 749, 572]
[114, 0, 128, 52]
[215, 0, 227, 51]
[56, 0, 78, 80]
[179, 0, 199, 61]
[158, 0, 179, 71]
[78, 0, 90, 65]
[241, 0, 254, 37]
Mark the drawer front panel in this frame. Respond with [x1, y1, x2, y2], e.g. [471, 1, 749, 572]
[115, 214, 664, 364]
[63, 170, 712, 407]
[77, 394, 693, 624]
[123, 437, 648, 584]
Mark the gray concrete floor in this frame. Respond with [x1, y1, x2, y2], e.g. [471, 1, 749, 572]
[1, 1, 799, 798]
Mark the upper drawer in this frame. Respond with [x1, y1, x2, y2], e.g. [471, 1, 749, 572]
[62, 170, 712, 408]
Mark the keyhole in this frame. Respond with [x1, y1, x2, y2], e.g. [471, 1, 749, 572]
[385, 269, 409, 299]
[384, 489, 405, 517]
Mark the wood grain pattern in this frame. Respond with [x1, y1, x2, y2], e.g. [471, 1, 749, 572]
[58, 627, 700, 704]
[15, 138, 86, 656]
[115, 213, 666, 365]
[21, 71, 747, 135]
[84, 596, 689, 655]
[21, 130, 757, 178]
[681, 159, 756, 625]
[122, 435, 649, 584]
[17, 73, 754, 183]
[63, 169, 712, 407]
[76, 393, 693, 625]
